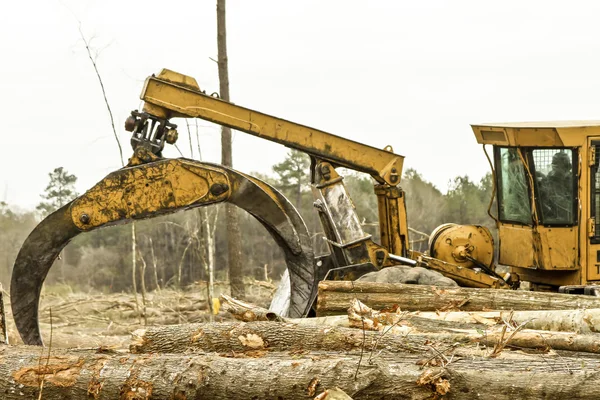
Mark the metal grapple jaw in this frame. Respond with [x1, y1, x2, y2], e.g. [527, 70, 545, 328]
[11, 158, 317, 345]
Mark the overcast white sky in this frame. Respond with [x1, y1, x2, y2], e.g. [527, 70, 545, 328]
[2, 1, 600, 209]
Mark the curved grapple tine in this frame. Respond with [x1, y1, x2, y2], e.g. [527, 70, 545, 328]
[11, 159, 317, 345]
[227, 170, 316, 318]
[11, 203, 79, 346]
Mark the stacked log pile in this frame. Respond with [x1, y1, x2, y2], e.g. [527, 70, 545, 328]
[3, 282, 600, 398]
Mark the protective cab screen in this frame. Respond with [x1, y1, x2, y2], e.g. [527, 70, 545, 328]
[495, 147, 577, 226]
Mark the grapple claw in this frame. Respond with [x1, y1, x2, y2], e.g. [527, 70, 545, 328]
[11, 160, 317, 345]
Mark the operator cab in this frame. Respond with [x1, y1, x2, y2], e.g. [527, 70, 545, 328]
[473, 121, 600, 292]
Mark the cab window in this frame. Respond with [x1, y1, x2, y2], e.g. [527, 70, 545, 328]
[495, 147, 531, 225]
[531, 149, 577, 225]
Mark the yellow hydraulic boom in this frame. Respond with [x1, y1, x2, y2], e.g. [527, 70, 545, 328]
[130, 69, 510, 288]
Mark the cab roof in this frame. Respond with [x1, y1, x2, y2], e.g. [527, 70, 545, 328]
[472, 120, 600, 147]
[473, 121, 600, 129]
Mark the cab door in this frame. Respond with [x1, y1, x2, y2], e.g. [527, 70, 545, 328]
[587, 138, 600, 282]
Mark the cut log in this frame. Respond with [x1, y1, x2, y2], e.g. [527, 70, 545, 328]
[130, 318, 600, 359]
[412, 308, 600, 334]
[3, 343, 600, 399]
[220, 293, 285, 322]
[317, 281, 600, 315]
[130, 321, 430, 354]
[346, 299, 600, 354]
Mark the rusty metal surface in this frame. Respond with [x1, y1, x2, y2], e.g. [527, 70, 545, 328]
[11, 160, 316, 345]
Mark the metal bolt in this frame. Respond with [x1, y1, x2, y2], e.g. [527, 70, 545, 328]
[375, 250, 386, 266]
[124, 115, 137, 132]
[79, 214, 90, 225]
[165, 128, 178, 144]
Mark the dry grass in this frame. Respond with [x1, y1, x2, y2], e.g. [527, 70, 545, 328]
[3, 279, 276, 349]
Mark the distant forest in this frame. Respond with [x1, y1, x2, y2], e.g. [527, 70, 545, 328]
[0, 150, 494, 293]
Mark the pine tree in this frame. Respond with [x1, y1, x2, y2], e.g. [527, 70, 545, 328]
[36, 167, 78, 216]
[272, 149, 310, 208]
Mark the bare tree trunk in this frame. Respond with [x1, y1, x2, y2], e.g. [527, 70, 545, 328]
[204, 209, 217, 321]
[148, 237, 161, 292]
[177, 239, 192, 289]
[131, 223, 140, 324]
[217, 0, 245, 300]
[317, 281, 600, 315]
[0, 290, 6, 344]
[138, 249, 148, 326]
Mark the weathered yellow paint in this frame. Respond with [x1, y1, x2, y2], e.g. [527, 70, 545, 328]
[71, 159, 229, 230]
[429, 224, 495, 269]
[136, 69, 507, 289]
[474, 122, 600, 288]
[140, 69, 404, 186]
[497, 224, 535, 268]
[586, 136, 600, 283]
[374, 184, 409, 258]
[411, 251, 509, 289]
[537, 226, 578, 270]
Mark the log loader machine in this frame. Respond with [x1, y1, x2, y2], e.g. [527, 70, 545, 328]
[9, 69, 596, 346]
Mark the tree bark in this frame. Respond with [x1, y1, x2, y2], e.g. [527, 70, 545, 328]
[129, 321, 428, 354]
[408, 308, 600, 334]
[217, 0, 245, 300]
[221, 294, 285, 322]
[317, 281, 600, 315]
[131, 223, 140, 324]
[4, 344, 600, 399]
[129, 318, 600, 357]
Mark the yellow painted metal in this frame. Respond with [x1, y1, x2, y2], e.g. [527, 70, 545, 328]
[136, 69, 507, 289]
[536, 226, 578, 270]
[71, 159, 229, 230]
[497, 224, 536, 268]
[429, 224, 494, 269]
[140, 69, 404, 186]
[473, 122, 600, 288]
[410, 251, 508, 289]
[586, 136, 600, 283]
[473, 122, 600, 148]
[374, 184, 409, 257]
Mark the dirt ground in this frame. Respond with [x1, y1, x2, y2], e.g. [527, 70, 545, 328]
[3, 279, 276, 349]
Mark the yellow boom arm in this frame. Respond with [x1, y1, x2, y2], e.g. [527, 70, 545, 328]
[139, 69, 403, 186]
